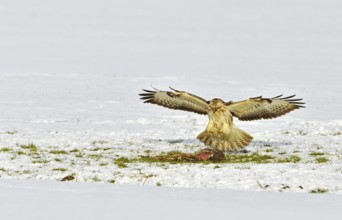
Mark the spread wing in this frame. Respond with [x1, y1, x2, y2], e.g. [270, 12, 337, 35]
[226, 95, 305, 121]
[139, 87, 209, 115]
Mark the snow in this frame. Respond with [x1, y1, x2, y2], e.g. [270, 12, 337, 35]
[0, 0, 342, 219]
[1, 179, 342, 220]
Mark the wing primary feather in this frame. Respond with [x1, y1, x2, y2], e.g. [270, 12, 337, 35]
[140, 96, 152, 100]
[142, 89, 156, 93]
[250, 96, 262, 99]
[150, 85, 159, 91]
[280, 95, 296, 99]
[286, 98, 303, 101]
[169, 87, 180, 92]
[139, 93, 154, 96]
[272, 94, 283, 99]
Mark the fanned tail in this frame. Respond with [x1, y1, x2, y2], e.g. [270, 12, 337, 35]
[197, 126, 253, 151]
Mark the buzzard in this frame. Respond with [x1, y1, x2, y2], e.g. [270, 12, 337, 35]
[139, 87, 305, 151]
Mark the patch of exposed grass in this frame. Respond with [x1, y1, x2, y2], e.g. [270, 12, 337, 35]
[315, 157, 329, 163]
[33, 159, 49, 164]
[16, 151, 26, 155]
[70, 148, 80, 153]
[50, 150, 68, 155]
[225, 153, 275, 164]
[0, 167, 6, 172]
[0, 147, 12, 153]
[264, 149, 274, 153]
[52, 168, 68, 172]
[61, 174, 75, 181]
[309, 152, 325, 156]
[114, 157, 130, 168]
[277, 155, 301, 163]
[20, 144, 38, 154]
[22, 170, 31, 174]
[54, 158, 63, 162]
[278, 151, 287, 155]
[310, 188, 329, 194]
[156, 182, 162, 186]
[91, 176, 101, 182]
[74, 153, 84, 158]
[88, 154, 103, 160]
[108, 179, 116, 184]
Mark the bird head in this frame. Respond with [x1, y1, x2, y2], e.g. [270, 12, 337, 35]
[209, 98, 225, 111]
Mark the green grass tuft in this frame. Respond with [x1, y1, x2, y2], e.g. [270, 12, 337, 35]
[91, 176, 101, 182]
[225, 153, 275, 164]
[277, 155, 301, 163]
[100, 162, 109, 166]
[0, 147, 12, 153]
[52, 168, 68, 172]
[315, 157, 329, 163]
[114, 157, 130, 168]
[54, 158, 63, 162]
[108, 179, 116, 184]
[70, 148, 80, 153]
[20, 144, 38, 154]
[88, 154, 103, 160]
[50, 150, 68, 155]
[310, 188, 329, 193]
[309, 152, 325, 156]
[16, 151, 26, 155]
[33, 159, 49, 164]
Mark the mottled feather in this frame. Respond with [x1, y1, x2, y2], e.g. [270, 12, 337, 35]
[226, 95, 305, 121]
[139, 88, 209, 115]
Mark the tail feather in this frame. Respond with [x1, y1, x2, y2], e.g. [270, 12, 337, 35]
[197, 126, 253, 151]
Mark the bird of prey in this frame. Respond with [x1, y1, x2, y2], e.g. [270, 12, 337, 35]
[139, 87, 305, 151]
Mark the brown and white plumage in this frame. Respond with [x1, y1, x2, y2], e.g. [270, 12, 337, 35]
[139, 87, 305, 151]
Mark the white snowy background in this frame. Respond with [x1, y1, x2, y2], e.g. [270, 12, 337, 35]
[0, 0, 342, 219]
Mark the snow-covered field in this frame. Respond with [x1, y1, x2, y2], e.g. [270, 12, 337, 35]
[1, 0, 342, 218]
